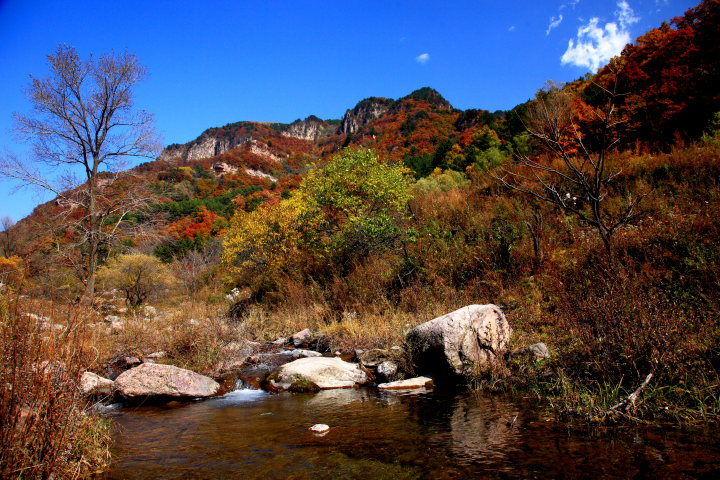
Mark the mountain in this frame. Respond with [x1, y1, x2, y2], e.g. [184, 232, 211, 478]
[8, 0, 720, 284]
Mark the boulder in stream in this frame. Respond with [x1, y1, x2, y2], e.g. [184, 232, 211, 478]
[405, 304, 511, 378]
[376, 360, 400, 382]
[269, 357, 368, 391]
[114, 363, 220, 400]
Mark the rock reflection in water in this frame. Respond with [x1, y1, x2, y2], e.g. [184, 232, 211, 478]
[448, 395, 521, 465]
[106, 388, 720, 480]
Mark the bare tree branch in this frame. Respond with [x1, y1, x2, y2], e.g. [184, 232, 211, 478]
[0, 46, 160, 301]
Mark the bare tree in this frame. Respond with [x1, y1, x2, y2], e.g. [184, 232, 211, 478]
[493, 72, 644, 255]
[0, 217, 15, 257]
[173, 240, 221, 300]
[523, 203, 544, 273]
[0, 46, 159, 301]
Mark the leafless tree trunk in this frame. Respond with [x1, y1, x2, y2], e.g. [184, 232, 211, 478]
[0, 46, 159, 302]
[523, 204, 543, 273]
[0, 217, 15, 257]
[493, 71, 644, 256]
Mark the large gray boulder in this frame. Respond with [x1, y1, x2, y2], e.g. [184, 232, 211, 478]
[114, 363, 220, 400]
[406, 304, 511, 378]
[269, 357, 368, 391]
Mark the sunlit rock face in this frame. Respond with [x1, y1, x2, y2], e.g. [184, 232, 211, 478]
[114, 363, 220, 400]
[248, 139, 284, 163]
[158, 130, 252, 163]
[406, 304, 512, 378]
[339, 97, 394, 135]
[270, 357, 368, 390]
[282, 116, 336, 141]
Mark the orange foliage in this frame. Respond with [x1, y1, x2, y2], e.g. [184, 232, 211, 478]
[166, 207, 221, 239]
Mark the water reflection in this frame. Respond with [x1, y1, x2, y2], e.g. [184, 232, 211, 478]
[106, 387, 720, 479]
[448, 395, 521, 464]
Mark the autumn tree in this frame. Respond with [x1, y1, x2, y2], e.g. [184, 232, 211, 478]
[0, 46, 159, 302]
[599, 0, 720, 147]
[223, 148, 412, 291]
[97, 253, 174, 307]
[494, 75, 644, 254]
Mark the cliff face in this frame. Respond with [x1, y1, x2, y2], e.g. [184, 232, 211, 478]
[339, 97, 394, 136]
[281, 116, 337, 141]
[160, 127, 252, 163]
[158, 88, 460, 163]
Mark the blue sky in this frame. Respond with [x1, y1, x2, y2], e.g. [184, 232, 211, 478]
[0, 0, 696, 221]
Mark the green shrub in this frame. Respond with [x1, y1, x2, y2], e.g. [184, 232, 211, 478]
[413, 169, 470, 195]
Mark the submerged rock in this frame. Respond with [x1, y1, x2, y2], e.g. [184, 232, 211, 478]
[406, 304, 511, 378]
[81, 371, 114, 396]
[378, 376, 434, 391]
[115, 363, 220, 400]
[270, 357, 368, 390]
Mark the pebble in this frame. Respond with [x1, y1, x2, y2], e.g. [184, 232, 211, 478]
[309, 423, 330, 433]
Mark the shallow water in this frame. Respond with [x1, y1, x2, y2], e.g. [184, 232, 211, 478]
[106, 387, 720, 479]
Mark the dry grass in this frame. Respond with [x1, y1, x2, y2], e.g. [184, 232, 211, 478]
[91, 301, 245, 376]
[0, 295, 111, 479]
[241, 299, 462, 351]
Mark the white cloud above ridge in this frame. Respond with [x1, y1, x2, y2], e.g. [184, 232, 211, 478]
[415, 53, 430, 64]
[561, 1, 639, 72]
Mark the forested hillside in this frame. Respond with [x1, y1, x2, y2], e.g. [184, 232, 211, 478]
[1, 0, 719, 426]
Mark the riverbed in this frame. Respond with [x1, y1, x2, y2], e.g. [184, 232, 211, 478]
[106, 387, 720, 479]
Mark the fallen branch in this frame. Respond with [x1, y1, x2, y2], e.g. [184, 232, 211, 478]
[610, 372, 653, 413]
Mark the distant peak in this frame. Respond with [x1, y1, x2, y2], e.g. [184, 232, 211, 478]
[401, 87, 453, 110]
[351, 96, 395, 112]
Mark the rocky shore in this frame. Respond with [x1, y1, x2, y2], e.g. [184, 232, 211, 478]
[81, 304, 548, 405]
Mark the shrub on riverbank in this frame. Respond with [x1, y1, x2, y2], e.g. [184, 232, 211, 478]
[0, 297, 111, 478]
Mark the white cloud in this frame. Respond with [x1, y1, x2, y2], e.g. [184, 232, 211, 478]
[546, 14, 564, 35]
[559, 0, 581, 11]
[415, 53, 430, 64]
[560, 1, 639, 72]
[616, 0, 639, 28]
[508, 25, 516, 32]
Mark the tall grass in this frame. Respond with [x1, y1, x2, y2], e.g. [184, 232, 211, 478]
[0, 295, 111, 479]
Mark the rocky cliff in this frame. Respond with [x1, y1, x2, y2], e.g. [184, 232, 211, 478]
[281, 116, 338, 141]
[339, 97, 394, 136]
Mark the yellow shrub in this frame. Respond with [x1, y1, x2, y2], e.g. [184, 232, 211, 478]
[0, 255, 24, 288]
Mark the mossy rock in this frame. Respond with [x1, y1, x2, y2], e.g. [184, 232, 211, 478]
[288, 374, 321, 393]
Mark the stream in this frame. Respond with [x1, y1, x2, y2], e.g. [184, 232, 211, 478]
[105, 386, 720, 479]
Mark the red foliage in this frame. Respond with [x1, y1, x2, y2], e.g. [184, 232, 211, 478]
[166, 207, 221, 240]
[594, 0, 720, 148]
